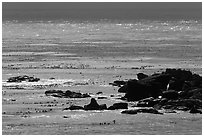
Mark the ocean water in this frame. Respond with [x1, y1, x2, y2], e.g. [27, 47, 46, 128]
[2, 19, 202, 60]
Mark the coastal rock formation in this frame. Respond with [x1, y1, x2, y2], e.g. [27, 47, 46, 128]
[84, 98, 107, 110]
[7, 75, 40, 82]
[45, 90, 90, 98]
[119, 73, 171, 101]
[116, 68, 202, 113]
[118, 69, 201, 100]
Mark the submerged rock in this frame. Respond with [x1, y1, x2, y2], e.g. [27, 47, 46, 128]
[45, 90, 90, 98]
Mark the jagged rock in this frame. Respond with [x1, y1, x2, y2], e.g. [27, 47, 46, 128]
[137, 73, 148, 80]
[122, 108, 163, 115]
[107, 102, 128, 110]
[45, 90, 90, 98]
[7, 75, 40, 83]
[84, 98, 107, 110]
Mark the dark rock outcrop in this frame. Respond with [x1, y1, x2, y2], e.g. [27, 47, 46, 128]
[119, 73, 171, 101]
[84, 98, 107, 110]
[7, 75, 40, 83]
[115, 69, 202, 113]
[117, 69, 201, 112]
[45, 90, 90, 98]
[107, 102, 128, 110]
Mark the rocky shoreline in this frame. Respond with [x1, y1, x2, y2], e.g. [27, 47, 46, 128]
[5, 68, 201, 115]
